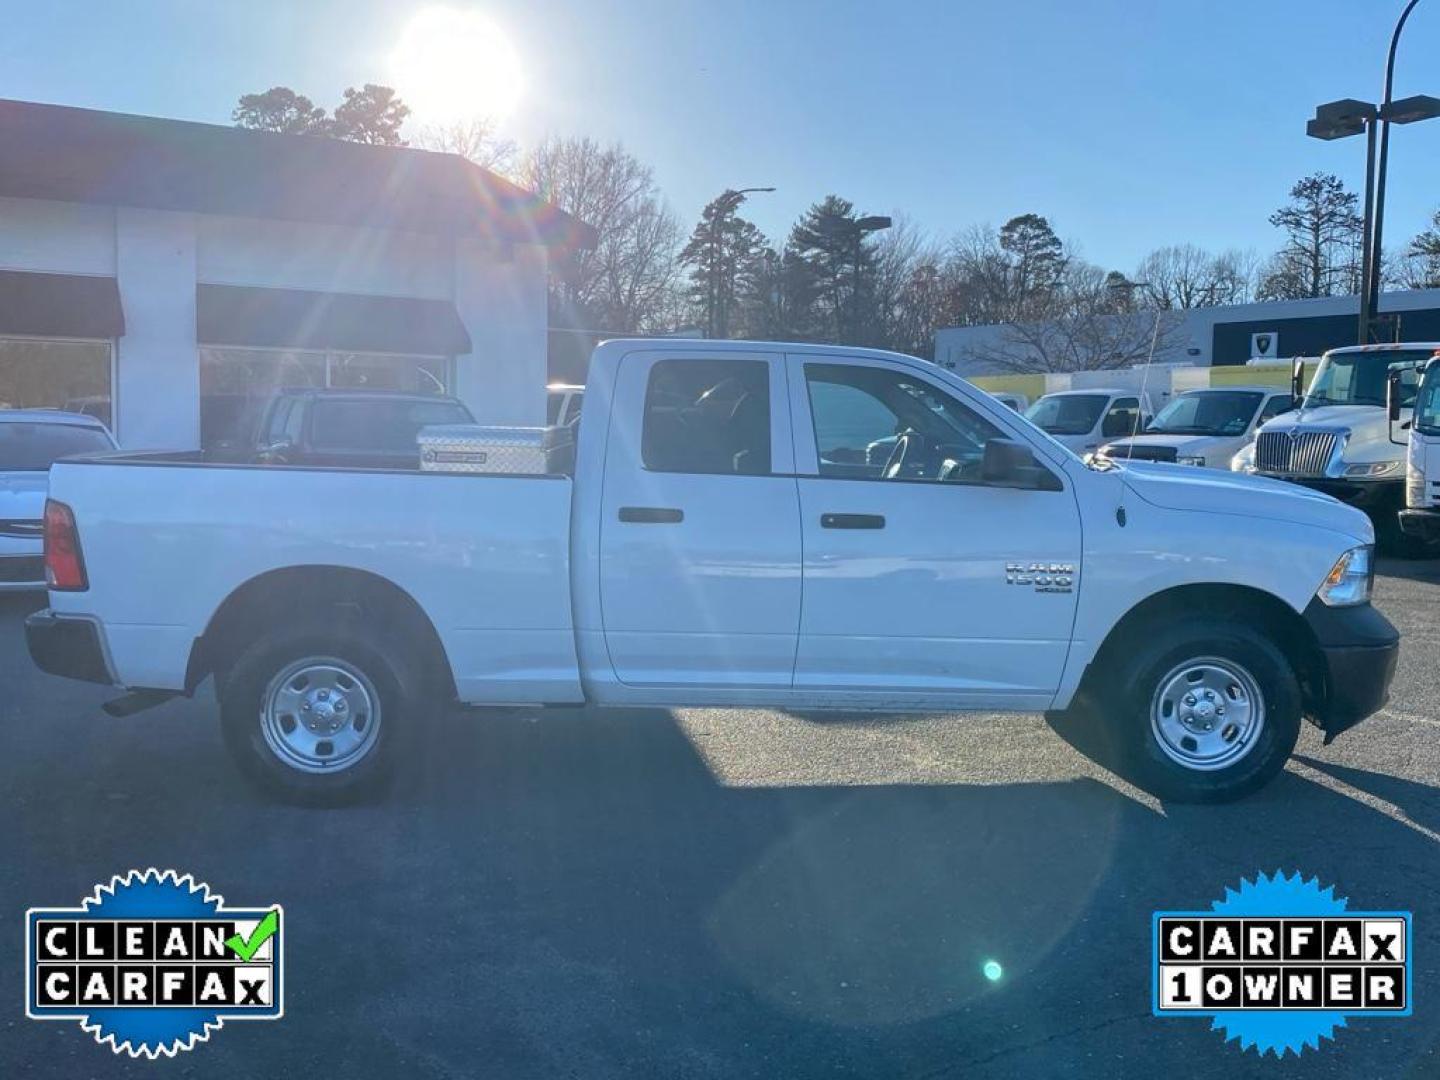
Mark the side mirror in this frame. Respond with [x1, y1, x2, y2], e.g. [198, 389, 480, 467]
[1291, 356, 1305, 402]
[981, 438, 1061, 490]
[1386, 370, 1406, 446]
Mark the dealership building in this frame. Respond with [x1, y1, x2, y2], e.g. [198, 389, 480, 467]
[934, 288, 1440, 374]
[0, 98, 592, 448]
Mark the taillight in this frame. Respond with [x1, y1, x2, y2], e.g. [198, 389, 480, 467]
[44, 499, 88, 591]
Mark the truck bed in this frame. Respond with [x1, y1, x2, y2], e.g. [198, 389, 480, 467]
[45, 453, 583, 703]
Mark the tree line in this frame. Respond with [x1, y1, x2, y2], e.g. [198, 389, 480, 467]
[233, 84, 1440, 371]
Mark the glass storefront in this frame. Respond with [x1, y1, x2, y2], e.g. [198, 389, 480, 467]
[199, 346, 450, 448]
[0, 338, 114, 429]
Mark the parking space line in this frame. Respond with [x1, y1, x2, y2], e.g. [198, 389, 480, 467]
[1286, 759, 1440, 845]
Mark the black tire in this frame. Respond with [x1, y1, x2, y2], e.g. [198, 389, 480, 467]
[1098, 618, 1301, 803]
[218, 620, 427, 805]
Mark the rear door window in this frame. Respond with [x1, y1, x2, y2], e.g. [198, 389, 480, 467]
[641, 359, 771, 475]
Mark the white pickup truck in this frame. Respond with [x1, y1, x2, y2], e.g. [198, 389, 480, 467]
[27, 340, 1399, 806]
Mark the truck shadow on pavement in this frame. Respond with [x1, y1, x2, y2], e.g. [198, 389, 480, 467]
[4, 675, 1440, 1079]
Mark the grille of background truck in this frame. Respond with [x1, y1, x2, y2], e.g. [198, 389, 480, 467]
[1255, 430, 1339, 477]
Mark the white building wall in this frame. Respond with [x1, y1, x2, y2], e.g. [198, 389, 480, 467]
[114, 208, 199, 448]
[453, 239, 549, 427]
[0, 196, 553, 445]
[0, 196, 115, 275]
[196, 215, 453, 299]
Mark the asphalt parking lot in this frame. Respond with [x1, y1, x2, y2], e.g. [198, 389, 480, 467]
[2, 567, 1438, 1079]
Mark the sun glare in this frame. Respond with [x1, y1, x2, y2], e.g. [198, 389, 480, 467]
[390, 7, 524, 125]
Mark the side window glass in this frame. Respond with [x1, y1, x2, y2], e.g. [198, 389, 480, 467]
[1259, 395, 1294, 423]
[804, 363, 1002, 483]
[1102, 397, 1140, 437]
[641, 359, 771, 475]
[265, 399, 293, 444]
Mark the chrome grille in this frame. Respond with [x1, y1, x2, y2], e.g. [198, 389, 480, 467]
[0, 519, 41, 538]
[1255, 430, 1340, 477]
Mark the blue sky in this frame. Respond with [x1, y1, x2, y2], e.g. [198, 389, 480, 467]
[3, 0, 1438, 273]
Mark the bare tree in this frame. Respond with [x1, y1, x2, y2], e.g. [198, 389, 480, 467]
[520, 137, 682, 334]
[412, 118, 518, 175]
[958, 260, 1186, 373]
[1258, 173, 1363, 300]
[1134, 244, 1253, 308]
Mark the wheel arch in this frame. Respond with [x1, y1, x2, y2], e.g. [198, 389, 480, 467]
[1080, 583, 1326, 715]
[185, 565, 456, 702]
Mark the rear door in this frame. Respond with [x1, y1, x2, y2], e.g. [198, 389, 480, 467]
[598, 351, 802, 688]
[788, 354, 1082, 709]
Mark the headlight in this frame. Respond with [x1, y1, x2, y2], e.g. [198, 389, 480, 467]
[1176, 455, 1207, 467]
[1317, 545, 1374, 607]
[1231, 444, 1256, 473]
[1343, 461, 1401, 479]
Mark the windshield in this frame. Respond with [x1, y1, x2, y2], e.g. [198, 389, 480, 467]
[1305, 349, 1430, 409]
[1147, 391, 1262, 436]
[1023, 394, 1108, 435]
[0, 421, 114, 470]
[1415, 362, 1440, 435]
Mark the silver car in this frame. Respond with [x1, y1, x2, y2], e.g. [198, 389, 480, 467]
[0, 411, 117, 591]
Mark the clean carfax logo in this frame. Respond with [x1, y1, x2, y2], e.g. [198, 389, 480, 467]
[1152, 870, 1411, 1057]
[26, 868, 283, 1058]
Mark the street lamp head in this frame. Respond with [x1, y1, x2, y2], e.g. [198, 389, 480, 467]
[1307, 98, 1377, 140]
[856, 215, 893, 233]
[1381, 94, 1440, 124]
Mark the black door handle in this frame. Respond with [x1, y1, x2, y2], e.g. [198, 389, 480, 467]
[821, 513, 885, 529]
[619, 506, 684, 524]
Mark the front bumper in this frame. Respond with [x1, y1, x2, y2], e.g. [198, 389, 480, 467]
[25, 609, 115, 685]
[1399, 508, 1440, 540]
[1303, 599, 1400, 741]
[1272, 476, 1401, 513]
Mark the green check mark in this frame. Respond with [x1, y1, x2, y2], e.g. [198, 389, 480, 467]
[225, 909, 279, 961]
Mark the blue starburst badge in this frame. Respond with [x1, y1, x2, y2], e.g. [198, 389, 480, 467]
[26, 869, 284, 1058]
[1152, 871, 1411, 1057]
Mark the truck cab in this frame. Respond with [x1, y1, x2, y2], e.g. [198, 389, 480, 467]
[1022, 389, 1151, 454]
[1399, 351, 1440, 542]
[1241, 344, 1435, 552]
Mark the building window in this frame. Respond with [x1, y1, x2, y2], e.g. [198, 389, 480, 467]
[0, 337, 114, 429]
[199, 346, 450, 449]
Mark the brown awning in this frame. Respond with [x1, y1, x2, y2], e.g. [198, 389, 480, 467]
[0, 269, 124, 338]
[197, 284, 472, 355]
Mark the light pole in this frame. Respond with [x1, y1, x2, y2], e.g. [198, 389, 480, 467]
[1106, 279, 1164, 368]
[1307, 0, 1440, 343]
[706, 187, 774, 338]
[850, 215, 891, 344]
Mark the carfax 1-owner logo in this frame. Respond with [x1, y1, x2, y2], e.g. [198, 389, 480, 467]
[25, 868, 283, 1058]
[1152, 870, 1411, 1057]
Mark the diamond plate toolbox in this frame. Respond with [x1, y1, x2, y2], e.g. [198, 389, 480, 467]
[418, 424, 567, 474]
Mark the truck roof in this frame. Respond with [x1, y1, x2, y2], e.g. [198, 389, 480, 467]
[1326, 343, 1440, 355]
[0, 409, 110, 427]
[592, 337, 923, 366]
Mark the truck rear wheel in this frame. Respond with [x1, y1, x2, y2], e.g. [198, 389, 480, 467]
[218, 621, 424, 805]
[1103, 618, 1301, 803]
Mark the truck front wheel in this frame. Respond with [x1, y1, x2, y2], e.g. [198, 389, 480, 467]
[218, 622, 424, 804]
[1105, 619, 1301, 803]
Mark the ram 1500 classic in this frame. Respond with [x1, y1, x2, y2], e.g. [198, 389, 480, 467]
[26, 340, 1400, 805]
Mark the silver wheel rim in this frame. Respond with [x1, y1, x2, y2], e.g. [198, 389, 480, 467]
[260, 656, 382, 774]
[1148, 656, 1265, 772]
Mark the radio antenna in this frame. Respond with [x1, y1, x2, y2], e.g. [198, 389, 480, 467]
[1109, 280, 1163, 527]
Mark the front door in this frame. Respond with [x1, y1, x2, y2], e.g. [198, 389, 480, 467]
[788, 355, 1082, 710]
[598, 351, 802, 688]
